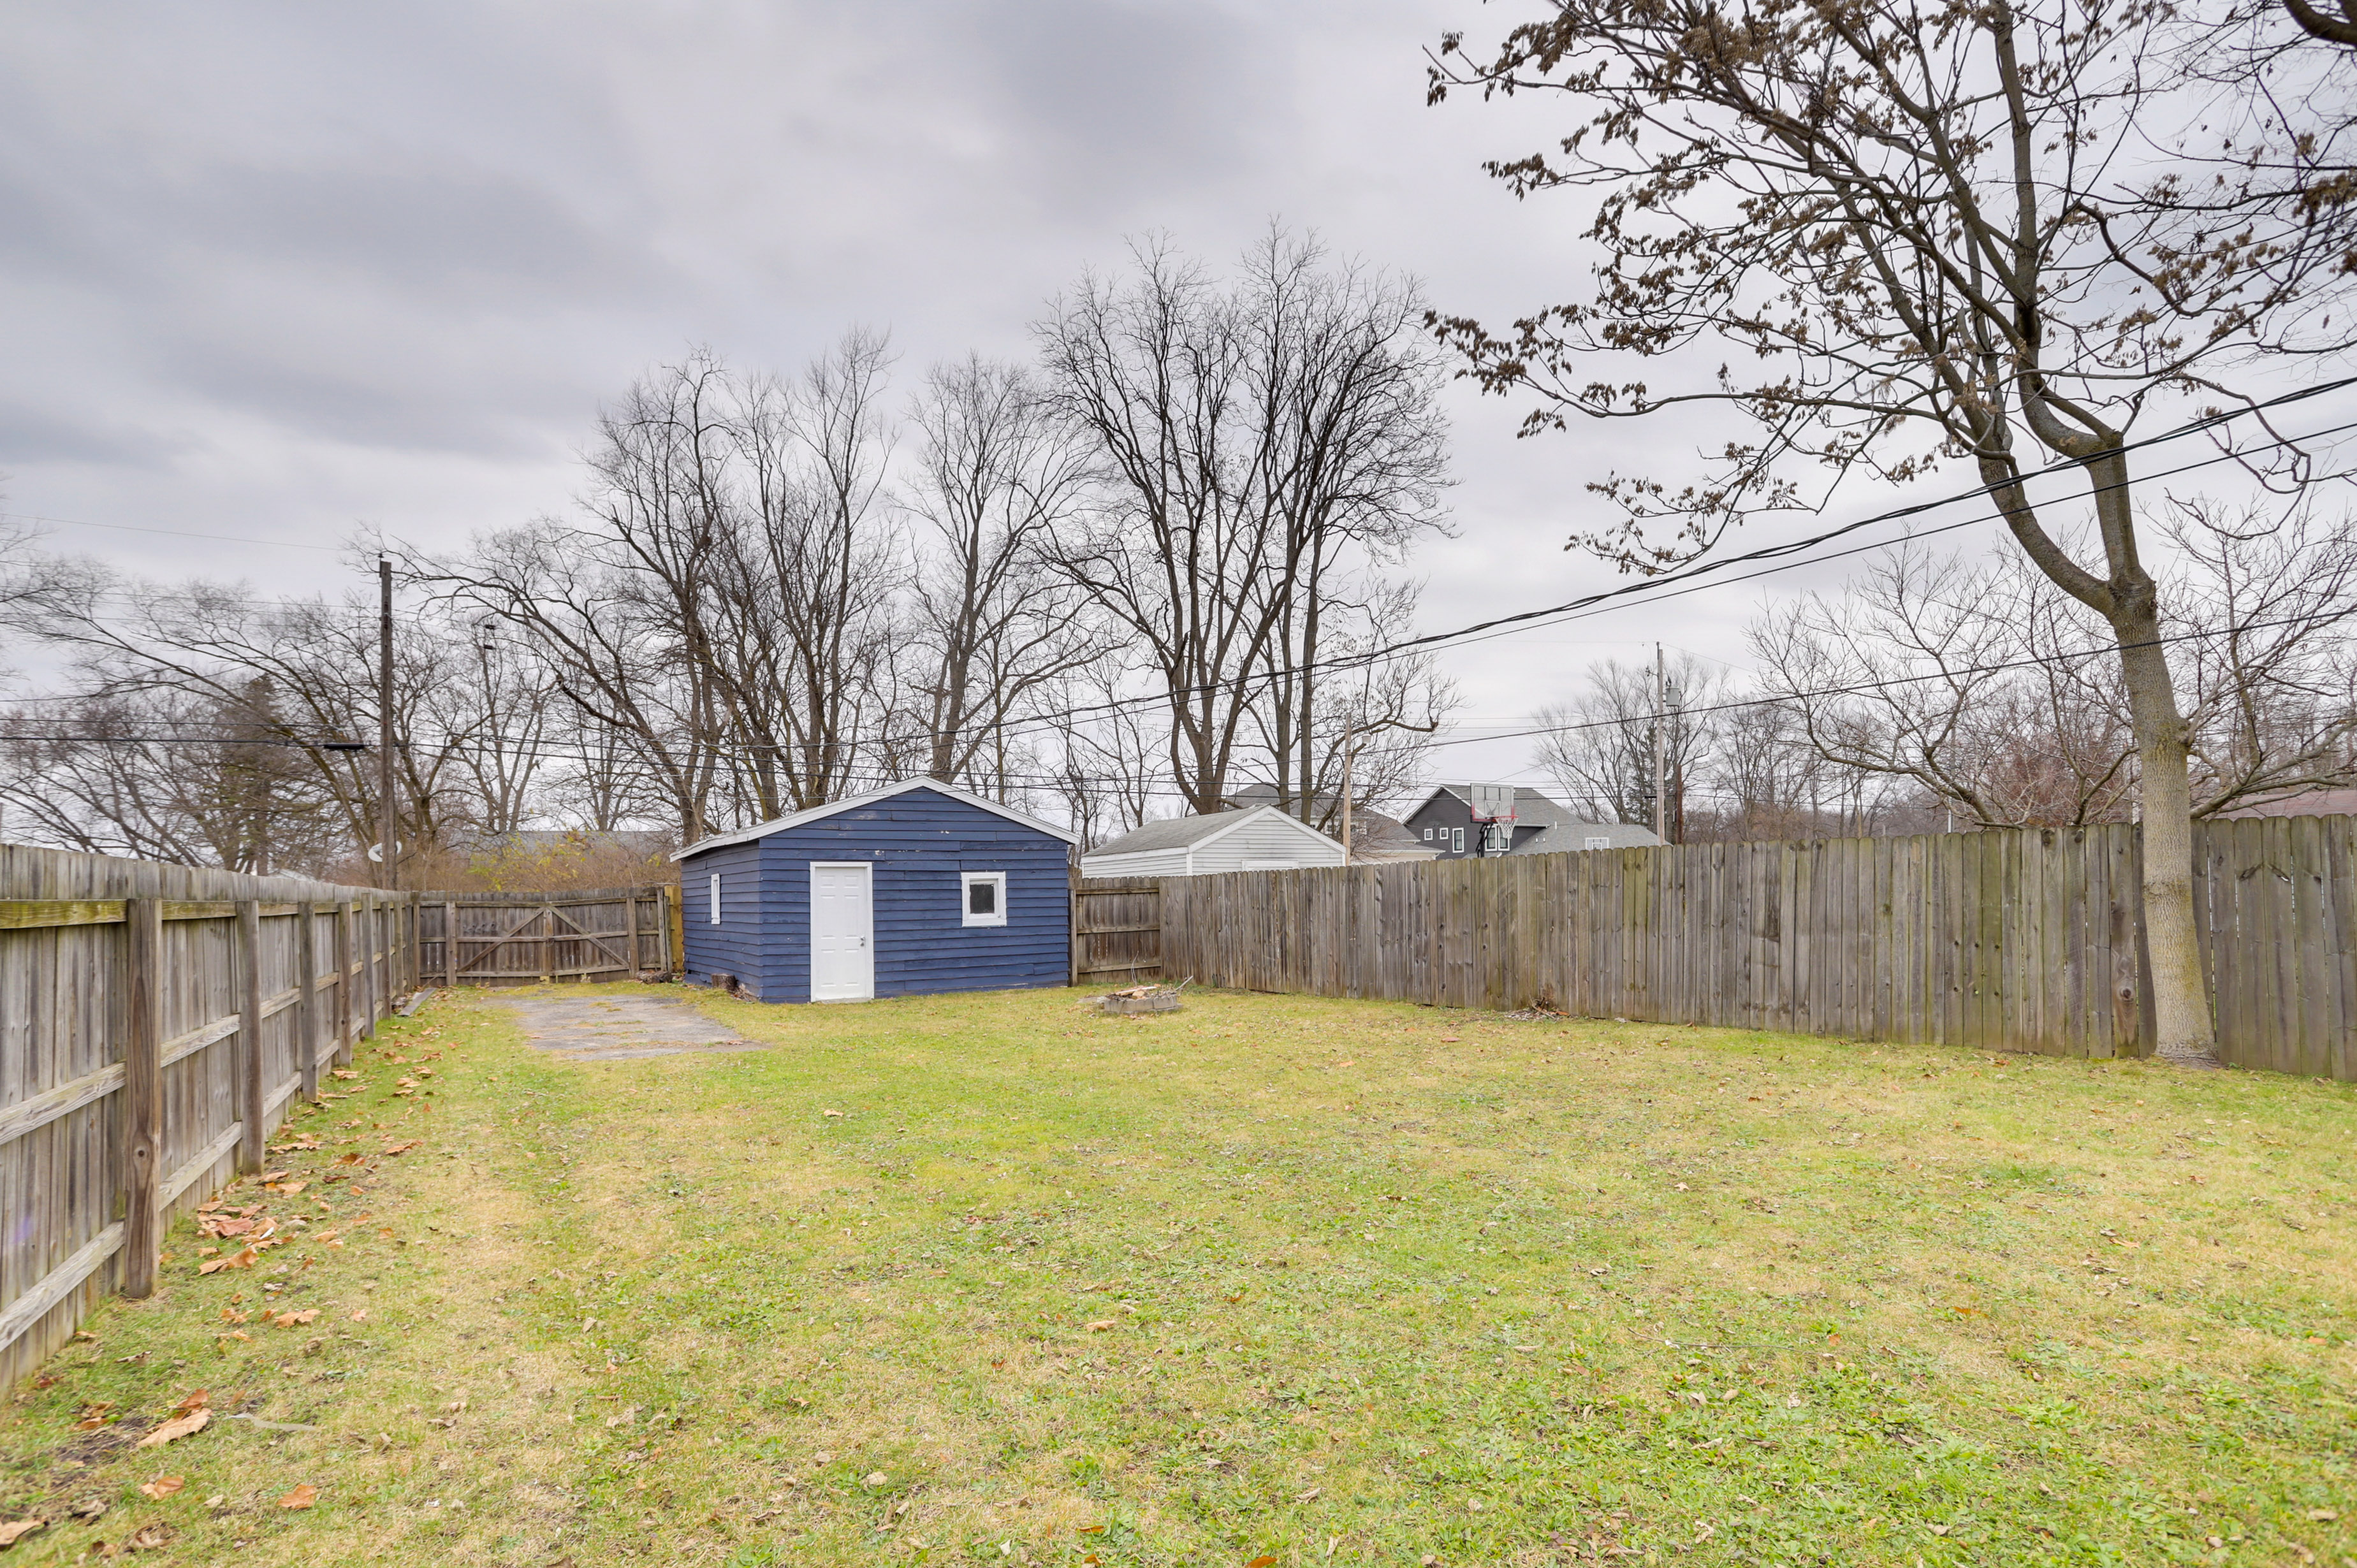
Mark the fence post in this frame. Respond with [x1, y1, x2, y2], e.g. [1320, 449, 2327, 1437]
[334, 901, 355, 1066]
[661, 885, 677, 976]
[120, 897, 164, 1300]
[625, 892, 641, 980]
[444, 899, 458, 989]
[360, 896, 378, 1041]
[1069, 865, 1082, 987]
[296, 901, 320, 1103]
[235, 899, 265, 1170]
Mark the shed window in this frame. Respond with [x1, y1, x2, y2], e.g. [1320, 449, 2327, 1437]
[710, 872, 722, 924]
[961, 871, 1008, 927]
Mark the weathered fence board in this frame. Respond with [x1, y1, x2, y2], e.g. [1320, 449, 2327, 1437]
[416, 888, 672, 987]
[1156, 817, 2357, 1079]
[1071, 876, 1163, 985]
[1, 845, 414, 1386]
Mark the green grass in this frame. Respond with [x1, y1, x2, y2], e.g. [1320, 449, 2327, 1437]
[4, 984, 2354, 1566]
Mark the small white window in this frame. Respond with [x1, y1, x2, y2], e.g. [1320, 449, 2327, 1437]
[961, 871, 1008, 927]
[710, 872, 722, 924]
[1422, 827, 1433, 840]
[1585, 835, 1611, 851]
[1451, 827, 1464, 853]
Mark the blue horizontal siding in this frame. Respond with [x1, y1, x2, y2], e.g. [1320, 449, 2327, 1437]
[679, 840, 769, 996]
[676, 788, 1071, 1003]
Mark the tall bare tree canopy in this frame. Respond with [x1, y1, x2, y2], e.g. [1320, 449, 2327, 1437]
[1429, 0, 2357, 1063]
[1036, 231, 1454, 815]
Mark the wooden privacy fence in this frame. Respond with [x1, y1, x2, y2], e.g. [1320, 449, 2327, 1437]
[1070, 875, 1163, 986]
[418, 887, 673, 988]
[1159, 815, 2357, 1079]
[1, 845, 418, 1385]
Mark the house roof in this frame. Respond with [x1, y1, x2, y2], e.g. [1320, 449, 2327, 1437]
[671, 779, 1078, 861]
[1408, 785, 1662, 849]
[1083, 805, 1341, 860]
[1409, 784, 1583, 828]
[1515, 820, 1663, 851]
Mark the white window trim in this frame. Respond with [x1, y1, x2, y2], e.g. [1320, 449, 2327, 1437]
[1584, 835, 1612, 851]
[709, 871, 722, 925]
[1451, 827, 1464, 853]
[960, 870, 1009, 927]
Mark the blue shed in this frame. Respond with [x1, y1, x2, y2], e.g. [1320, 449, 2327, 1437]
[670, 780, 1077, 1003]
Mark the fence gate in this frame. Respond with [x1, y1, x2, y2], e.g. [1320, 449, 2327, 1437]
[1070, 875, 1163, 986]
[420, 887, 673, 988]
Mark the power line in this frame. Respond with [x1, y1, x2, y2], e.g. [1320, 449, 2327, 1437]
[1, 510, 349, 554]
[821, 377, 2357, 757]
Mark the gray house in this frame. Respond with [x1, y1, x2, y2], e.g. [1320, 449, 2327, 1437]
[1402, 785, 1663, 859]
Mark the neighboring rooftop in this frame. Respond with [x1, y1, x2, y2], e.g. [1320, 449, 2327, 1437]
[1085, 811, 1260, 858]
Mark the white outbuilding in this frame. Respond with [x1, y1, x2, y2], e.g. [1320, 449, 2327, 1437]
[1078, 806, 1348, 879]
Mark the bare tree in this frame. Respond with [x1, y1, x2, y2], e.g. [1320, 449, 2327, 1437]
[1037, 231, 1452, 814]
[1038, 654, 1165, 849]
[1751, 549, 2139, 829]
[1430, 0, 2357, 1062]
[900, 355, 1104, 798]
[1750, 509, 2357, 826]
[1533, 651, 1722, 838]
[0, 681, 344, 871]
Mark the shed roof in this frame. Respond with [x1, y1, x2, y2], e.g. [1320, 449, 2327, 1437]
[671, 779, 1078, 861]
[1084, 805, 1339, 859]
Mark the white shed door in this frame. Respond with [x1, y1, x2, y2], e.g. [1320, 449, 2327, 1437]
[809, 862, 874, 1001]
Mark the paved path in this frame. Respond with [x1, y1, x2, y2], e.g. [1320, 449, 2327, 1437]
[495, 993, 764, 1061]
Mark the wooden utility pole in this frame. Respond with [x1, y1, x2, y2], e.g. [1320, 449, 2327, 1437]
[1651, 643, 1667, 843]
[1339, 723, 1355, 865]
[378, 555, 397, 892]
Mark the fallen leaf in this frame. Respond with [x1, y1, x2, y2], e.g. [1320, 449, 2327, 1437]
[265, 1180, 309, 1196]
[2309, 1508, 2340, 1522]
[0, 1520, 45, 1548]
[270, 1309, 321, 1328]
[1332, 1059, 1356, 1068]
[137, 1477, 184, 1500]
[864, 1471, 889, 1487]
[1438, 1036, 1460, 1043]
[349, 1309, 369, 1322]
[126, 1522, 175, 1550]
[135, 1409, 210, 1449]
[1086, 1319, 1117, 1332]
[1249, 1557, 1280, 1567]
[1078, 1525, 1107, 1535]
[822, 1110, 845, 1119]
[381, 1140, 422, 1156]
[198, 1245, 259, 1275]
[330, 1070, 358, 1080]
[277, 1484, 317, 1511]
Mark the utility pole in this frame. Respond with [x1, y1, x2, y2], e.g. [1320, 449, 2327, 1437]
[1651, 642, 1667, 843]
[378, 556, 397, 892]
[1339, 723, 1355, 865]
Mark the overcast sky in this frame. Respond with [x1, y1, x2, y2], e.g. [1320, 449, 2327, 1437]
[3, 1, 2317, 794]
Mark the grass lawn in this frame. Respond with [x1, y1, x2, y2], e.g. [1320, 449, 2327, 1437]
[3, 984, 2354, 1567]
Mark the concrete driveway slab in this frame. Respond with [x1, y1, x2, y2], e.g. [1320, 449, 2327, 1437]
[495, 992, 763, 1061]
